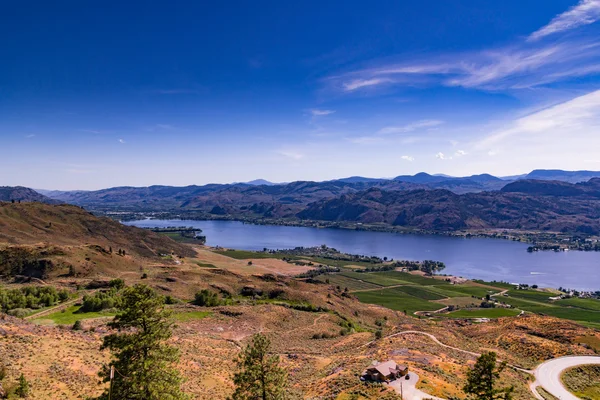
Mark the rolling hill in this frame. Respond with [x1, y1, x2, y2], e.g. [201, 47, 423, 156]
[0, 202, 195, 279]
[0, 186, 57, 204]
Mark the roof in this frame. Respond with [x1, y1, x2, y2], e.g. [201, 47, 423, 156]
[370, 360, 399, 376]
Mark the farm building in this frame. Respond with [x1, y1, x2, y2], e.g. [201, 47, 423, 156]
[364, 360, 409, 382]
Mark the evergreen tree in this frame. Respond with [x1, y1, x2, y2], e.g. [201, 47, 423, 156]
[464, 352, 514, 400]
[97, 284, 188, 400]
[15, 373, 29, 398]
[230, 333, 287, 400]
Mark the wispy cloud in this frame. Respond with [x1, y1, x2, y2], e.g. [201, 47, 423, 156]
[343, 78, 392, 91]
[401, 155, 414, 162]
[454, 149, 467, 157]
[277, 150, 304, 160]
[377, 120, 443, 135]
[436, 152, 451, 160]
[529, 0, 600, 41]
[332, 1, 600, 93]
[477, 89, 600, 150]
[25, 134, 36, 139]
[118, 138, 126, 144]
[309, 109, 336, 116]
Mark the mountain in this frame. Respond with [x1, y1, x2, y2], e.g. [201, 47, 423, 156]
[501, 178, 600, 198]
[243, 179, 276, 186]
[525, 169, 600, 183]
[332, 176, 388, 183]
[297, 187, 600, 233]
[393, 172, 507, 193]
[0, 186, 57, 203]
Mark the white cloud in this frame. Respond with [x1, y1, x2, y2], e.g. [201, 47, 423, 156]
[436, 152, 451, 160]
[343, 78, 392, 91]
[454, 150, 467, 157]
[277, 150, 304, 160]
[310, 109, 336, 116]
[118, 138, 126, 144]
[25, 134, 35, 139]
[378, 120, 443, 135]
[478, 89, 600, 149]
[529, 0, 600, 41]
[332, 1, 600, 94]
[401, 155, 414, 162]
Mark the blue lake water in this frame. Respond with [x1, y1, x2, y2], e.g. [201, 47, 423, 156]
[124, 219, 600, 291]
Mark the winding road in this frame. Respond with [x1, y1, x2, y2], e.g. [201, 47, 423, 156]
[367, 330, 600, 400]
[531, 356, 600, 400]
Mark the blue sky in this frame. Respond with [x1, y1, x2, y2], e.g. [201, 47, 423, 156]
[3, 0, 600, 190]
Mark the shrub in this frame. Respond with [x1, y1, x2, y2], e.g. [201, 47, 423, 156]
[194, 289, 220, 307]
[72, 320, 83, 330]
[109, 278, 125, 290]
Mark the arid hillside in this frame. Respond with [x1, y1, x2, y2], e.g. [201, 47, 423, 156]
[0, 202, 195, 279]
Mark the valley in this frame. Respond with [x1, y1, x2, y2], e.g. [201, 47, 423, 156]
[0, 202, 599, 399]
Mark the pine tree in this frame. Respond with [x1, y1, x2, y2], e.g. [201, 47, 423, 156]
[230, 333, 287, 400]
[97, 284, 188, 400]
[464, 352, 514, 400]
[15, 373, 29, 398]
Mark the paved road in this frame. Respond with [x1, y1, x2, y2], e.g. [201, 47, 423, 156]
[532, 356, 600, 400]
[388, 372, 444, 400]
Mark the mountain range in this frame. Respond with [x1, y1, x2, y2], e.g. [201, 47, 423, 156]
[5, 169, 600, 235]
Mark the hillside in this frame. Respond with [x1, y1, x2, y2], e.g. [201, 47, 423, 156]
[297, 187, 600, 233]
[0, 186, 57, 204]
[0, 202, 195, 279]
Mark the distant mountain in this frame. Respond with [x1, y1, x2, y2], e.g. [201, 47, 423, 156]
[332, 176, 387, 183]
[244, 179, 276, 186]
[0, 186, 57, 204]
[501, 178, 600, 198]
[393, 172, 507, 193]
[524, 169, 600, 183]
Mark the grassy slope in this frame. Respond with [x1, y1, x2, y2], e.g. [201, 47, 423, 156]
[0, 202, 195, 258]
[561, 365, 600, 399]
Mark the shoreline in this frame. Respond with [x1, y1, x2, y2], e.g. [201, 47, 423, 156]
[114, 212, 600, 252]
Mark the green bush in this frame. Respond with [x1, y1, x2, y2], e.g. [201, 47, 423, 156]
[194, 289, 221, 307]
[0, 286, 70, 312]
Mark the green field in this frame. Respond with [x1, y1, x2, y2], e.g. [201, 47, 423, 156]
[394, 285, 446, 300]
[35, 305, 116, 325]
[315, 274, 381, 291]
[172, 311, 212, 322]
[558, 297, 600, 311]
[505, 289, 556, 303]
[446, 308, 521, 318]
[354, 288, 444, 314]
[340, 271, 410, 286]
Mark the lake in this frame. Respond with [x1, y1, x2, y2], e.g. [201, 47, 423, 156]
[124, 219, 600, 291]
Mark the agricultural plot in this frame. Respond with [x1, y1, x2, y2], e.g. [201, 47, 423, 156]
[374, 271, 450, 286]
[505, 289, 556, 303]
[394, 285, 446, 300]
[557, 297, 600, 311]
[315, 274, 381, 291]
[340, 271, 410, 286]
[353, 287, 444, 314]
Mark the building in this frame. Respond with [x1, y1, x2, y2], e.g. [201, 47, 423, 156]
[364, 360, 409, 382]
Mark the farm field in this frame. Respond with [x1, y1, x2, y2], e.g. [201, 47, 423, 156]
[315, 274, 381, 291]
[320, 270, 600, 325]
[354, 287, 444, 314]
